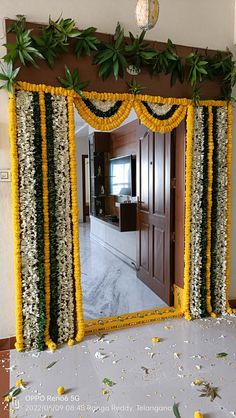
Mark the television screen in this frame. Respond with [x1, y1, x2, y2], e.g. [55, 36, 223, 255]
[109, 155, 136, 196]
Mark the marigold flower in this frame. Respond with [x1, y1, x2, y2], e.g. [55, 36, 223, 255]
[152, 337, 161, 343]
[57, 386, 65, 395]
[194, 411, 203, 418]
[16, 379, 26, 387]
[4, 395, 12, 403]
[193, 379, 202, 386]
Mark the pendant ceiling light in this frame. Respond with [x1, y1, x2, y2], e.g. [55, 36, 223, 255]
[136, 0, 159, 31]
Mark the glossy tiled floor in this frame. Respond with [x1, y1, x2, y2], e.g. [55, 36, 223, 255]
[79, 223, 166, 320]
[5, 316, 236, 418]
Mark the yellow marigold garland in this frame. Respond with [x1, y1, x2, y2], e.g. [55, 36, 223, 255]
[226, 102, 233, 314]
[205, 107, 215, 317]
[9, 94, 24, 352]
[183, 105, 195, 320]
[134, 100, 187, 132]
[135, 93, 227, 107]
[74, 96, 133, 131]
[84, 307, 182, 335]
[67, 96, 85, 343]
[38, 92, 57, 351]
[16, 81, 227, 107]
[84, 91, 132, 101]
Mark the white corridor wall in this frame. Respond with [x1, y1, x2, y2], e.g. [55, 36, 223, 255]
[0, 0, 235, 338]
[75, 132, 89, 223]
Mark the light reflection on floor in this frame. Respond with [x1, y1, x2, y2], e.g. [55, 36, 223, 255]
[79, 223, 166, 320]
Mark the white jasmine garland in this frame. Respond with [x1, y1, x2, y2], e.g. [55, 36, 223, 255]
[16, 90, 40, 350]
[90, 99, 117, 112]
[190, 107, 205, 319]
[147, 102, 173, 116]
[213, 107, 228, 314]
[51, 95, 75, 343]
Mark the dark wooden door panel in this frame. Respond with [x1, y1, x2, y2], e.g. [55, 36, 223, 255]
[140, 222, 150, 272]
[153, 134, 165, 215]
[153, 226, 164, 282]
[139, 129, 150, 212]
[137, 125, 173, 305]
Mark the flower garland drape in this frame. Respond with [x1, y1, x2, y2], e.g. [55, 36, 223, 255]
[9, 87, 84, 351]
[74, 93, 187, 132]
[9, 82, 232, 351]
[184, 103, 233, 319]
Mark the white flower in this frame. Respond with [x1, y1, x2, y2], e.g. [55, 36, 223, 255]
[190, 107, 205, 319]
[212, 107, 228, 314]
[16, 90, 40, 350]
[51, 95, 75, 343]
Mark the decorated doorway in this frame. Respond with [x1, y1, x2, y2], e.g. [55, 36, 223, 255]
[9, 83, 233, 351]
[2, 17, 234, 351]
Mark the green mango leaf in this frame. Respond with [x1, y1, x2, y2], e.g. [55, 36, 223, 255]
[173, 403, 182, 418]
[12, 388, 21, 397]
[216, 352, 228, 358]
[58, 66, 89, 92]
[95, 50, 114, 64]
[198, 67, 208, 75]
[199, 60, 208, 66]
[115, 28, 124, 49]
[102, 378, 116, 387]
[128, 79, 145, 94]
[139, 30, 146, 43]
[74, 27, 99, 57]
[0, 61, 20, 93]
[46, 360, 58, 369]
[113, 59, 119, 80]
[141, 51, 157, 60]
[0, 74, 10, 81]
[99, 62, 113, 79]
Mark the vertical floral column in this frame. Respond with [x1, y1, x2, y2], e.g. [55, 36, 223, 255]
[9, 94, 24, 352]
[10, 88, 84, 351]
[15, 90, 45, 350]
[184, 103, 232, 319]
[67, 96, 85, 343]
[211, 106, 230, 314]
[184, 106, 209, 319]
[42, 93, 76, 344]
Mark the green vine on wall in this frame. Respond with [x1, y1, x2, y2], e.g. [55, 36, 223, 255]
[0, 15, 235, 102]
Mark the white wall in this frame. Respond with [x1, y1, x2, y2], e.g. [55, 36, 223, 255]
[0, 115, 15, 338]
[75, 131, 89, 222]
[85, 158, 90, 205]
[0, 0, 236, 338]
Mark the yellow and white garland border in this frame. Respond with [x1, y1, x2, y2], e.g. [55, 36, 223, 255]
[9, 81, 233, 348]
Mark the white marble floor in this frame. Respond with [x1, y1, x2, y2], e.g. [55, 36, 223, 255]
[7, 316, 236, 417]
[79, 223, 166, 320]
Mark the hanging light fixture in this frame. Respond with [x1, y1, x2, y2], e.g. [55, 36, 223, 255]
[136, 0, 159, 31]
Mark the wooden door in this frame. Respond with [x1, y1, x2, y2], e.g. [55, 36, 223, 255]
[136, 125, 174, 305]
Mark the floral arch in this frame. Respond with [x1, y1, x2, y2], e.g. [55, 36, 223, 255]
[9, 81, 232, 351]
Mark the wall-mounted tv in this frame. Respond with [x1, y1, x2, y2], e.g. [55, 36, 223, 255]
[109, 155, 136, 197]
